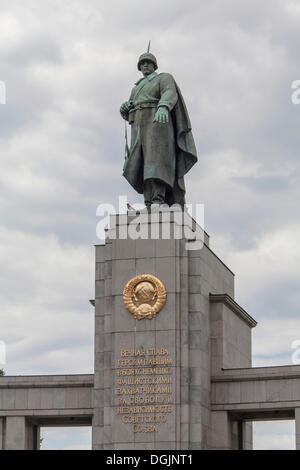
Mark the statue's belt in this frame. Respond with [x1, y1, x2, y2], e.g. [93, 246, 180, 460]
[129, 102, 158, 113]
[128, 102, 158, 124]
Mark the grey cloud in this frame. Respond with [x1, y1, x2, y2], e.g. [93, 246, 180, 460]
[232, 175, 291, 192]
[3, 35, 62, 67]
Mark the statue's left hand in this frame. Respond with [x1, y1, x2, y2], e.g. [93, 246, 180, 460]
[153, 106, 169, 124]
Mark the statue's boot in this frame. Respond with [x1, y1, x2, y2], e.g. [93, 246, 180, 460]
[144, 178, 167, 206]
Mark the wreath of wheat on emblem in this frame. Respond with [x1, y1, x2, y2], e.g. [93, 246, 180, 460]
[123, 274, 167, 320]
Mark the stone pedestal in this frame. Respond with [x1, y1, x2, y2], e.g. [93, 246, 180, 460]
[92, 210, 244, 450]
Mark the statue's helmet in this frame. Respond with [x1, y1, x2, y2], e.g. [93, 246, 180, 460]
[137, 52, 158, 71]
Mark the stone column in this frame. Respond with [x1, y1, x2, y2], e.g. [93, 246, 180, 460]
[295, 408, 300, 450]
[25, 420, 39, 450]
[0, 416, 38, 450]
[209, 411, 239, 450]
[243, 422, 253, 450]
[5, 417, 26, 450]
[0, 417, 3, 450]
[92, 210, 235, 450]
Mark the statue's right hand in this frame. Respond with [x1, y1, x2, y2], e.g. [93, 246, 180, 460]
[120, 101, 133, 114]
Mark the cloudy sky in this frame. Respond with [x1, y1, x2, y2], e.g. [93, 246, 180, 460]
[1, 0, 300, 449]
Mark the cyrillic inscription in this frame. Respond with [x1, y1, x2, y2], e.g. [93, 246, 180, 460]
[115, 348, 174, 433]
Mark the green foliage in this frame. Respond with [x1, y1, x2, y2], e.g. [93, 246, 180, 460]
[0, 368, 5, 376]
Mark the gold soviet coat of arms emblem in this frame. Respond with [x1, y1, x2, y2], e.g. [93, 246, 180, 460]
[123, 274, 167, 320]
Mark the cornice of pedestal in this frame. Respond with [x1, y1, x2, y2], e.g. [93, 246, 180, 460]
[209, 293, 257, 328]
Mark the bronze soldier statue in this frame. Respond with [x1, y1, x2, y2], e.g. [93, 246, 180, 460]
[120, 50, 197, 208]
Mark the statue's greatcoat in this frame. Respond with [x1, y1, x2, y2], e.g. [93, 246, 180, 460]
[122, 72, 197, 205]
